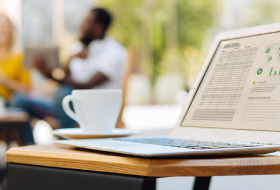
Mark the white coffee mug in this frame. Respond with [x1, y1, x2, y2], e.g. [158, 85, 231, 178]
[62, 89, 122, 133]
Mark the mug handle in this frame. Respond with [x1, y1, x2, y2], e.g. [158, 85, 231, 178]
[62, 95, 80, 124]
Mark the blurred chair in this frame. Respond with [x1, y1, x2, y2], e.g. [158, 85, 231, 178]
[0, 110, 29, 189]
[115, 49, 134, 128]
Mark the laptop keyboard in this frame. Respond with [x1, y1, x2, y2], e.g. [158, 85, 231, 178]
[114, 137, 273, 149]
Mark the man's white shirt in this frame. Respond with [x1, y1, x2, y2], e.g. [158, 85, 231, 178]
[69, 37, 126, 89]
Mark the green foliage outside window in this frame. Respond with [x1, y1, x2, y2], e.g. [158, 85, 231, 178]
[97, 0, 217, 89]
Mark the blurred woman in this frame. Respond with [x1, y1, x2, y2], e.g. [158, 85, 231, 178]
[0, 14, 33, 145]
[0, 14, 30, 100]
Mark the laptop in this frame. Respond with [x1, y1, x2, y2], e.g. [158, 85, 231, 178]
[56, 23, 280, 157]
[24, 42, 59, 69]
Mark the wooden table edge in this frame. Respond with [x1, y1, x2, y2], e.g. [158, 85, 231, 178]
[6, 145, 280, 177]
[6, 147, 151, 177]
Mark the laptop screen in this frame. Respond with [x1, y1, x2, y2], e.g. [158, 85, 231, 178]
[182, 32, 280, 131]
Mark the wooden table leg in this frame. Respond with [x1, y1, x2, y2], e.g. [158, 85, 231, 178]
[192, 176, 212, 190]
[7, 163, 157, 190]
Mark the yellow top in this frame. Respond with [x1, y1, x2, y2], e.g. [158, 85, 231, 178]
[0, 53, 30, 99]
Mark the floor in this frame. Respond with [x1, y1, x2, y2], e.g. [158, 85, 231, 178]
[157, 175, 280, 190]
[32, 104, 280, 190]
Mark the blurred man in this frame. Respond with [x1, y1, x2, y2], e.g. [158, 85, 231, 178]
[36, 8, 126, 90]
[10, 8, 126, 144]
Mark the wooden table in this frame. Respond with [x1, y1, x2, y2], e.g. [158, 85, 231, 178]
[0, 110, 29, 142]
[0, 111, 29, 141]
[0, 110, 29, 146]
[6, 143, 280, 190]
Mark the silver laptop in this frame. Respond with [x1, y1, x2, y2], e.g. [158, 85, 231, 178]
[56, 23, 280, 157]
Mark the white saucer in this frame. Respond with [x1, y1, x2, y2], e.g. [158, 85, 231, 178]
[53, 128, 140, 139]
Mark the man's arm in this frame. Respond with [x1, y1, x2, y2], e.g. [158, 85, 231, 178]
[62, 71, 108, 89]
[33, 55, 109, 89]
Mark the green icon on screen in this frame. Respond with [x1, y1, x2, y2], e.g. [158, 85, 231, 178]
[269, 57, 272, 61]
[253, 81, 255, 84]
[270, 67, 273, 76]
[266, 48, 270, 53]
[257, 68, 263, 75]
